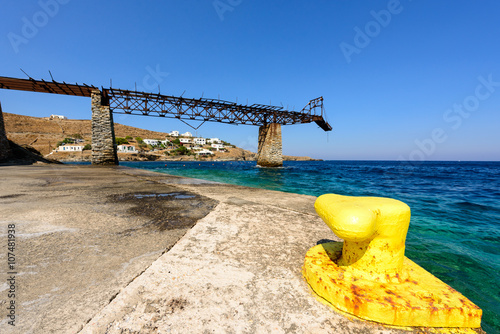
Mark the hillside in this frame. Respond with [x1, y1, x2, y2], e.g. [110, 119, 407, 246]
[3, 113, 259, 161]
[3, 113, 318, 162]
[3, 113, 178, 155]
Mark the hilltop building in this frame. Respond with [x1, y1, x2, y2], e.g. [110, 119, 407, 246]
[211, 143, 224, 151]
[57, 144, 83, 152]
[208, 138, 221, 144]
[117, 145, 138, 153]
[143, 139, 160, 146]
[193, 137, 206, 145]
[50, 114, 67, 120]
[196, 149, 214, 156]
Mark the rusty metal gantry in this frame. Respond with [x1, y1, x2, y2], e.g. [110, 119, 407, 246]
[0, 76, 332, 131]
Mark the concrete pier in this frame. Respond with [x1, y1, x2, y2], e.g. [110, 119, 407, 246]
[257, 123, 283, 167]
[0, 102, 12, 161]
[91, 90, 118, 165]
[0, 165, 477, 333]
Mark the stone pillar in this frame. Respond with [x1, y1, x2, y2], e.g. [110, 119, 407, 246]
[257, 123, 283, 167]
[91, 90, 118, 165]
[0, 102, 12, 162]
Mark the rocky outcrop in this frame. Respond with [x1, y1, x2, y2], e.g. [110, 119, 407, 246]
[0, 102, 12, 161]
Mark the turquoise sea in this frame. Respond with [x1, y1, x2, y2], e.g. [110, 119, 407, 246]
[112, 160, 499, 332]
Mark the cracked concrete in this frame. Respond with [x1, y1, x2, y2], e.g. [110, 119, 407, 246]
[0, 165, 215, 333]
[0, 165, 484, 334]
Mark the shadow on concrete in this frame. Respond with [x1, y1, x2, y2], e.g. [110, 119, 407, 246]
[0, 140, 62, 166]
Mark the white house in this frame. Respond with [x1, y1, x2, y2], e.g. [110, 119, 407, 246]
[170, 131, 179, 137]
[208, 138, 221, 144]
[50, 114, 67, 120]
[117, 145, 138, 153]
[211, 143, 224, 151]
[182, 132, 193, 137]
[57, 144, 83, 152]
[196, 149, 214, 156]
[143, 139, 160, 146]
[179, 138, 192, 144]
[193, 137, 206, 145]
[161, 139, 170, 146]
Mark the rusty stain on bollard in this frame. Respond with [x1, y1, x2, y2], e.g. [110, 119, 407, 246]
[303, 194, 482, 328]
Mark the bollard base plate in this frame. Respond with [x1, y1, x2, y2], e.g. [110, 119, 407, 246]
[303, 242, 482, 328]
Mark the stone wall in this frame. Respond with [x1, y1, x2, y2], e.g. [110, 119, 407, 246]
[0, 102, 12, 161]
[91, 90, 118, 165]
[256, 123, 283, 167]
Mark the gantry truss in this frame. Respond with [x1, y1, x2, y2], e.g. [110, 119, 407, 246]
[106, 88, 331, 130]
[0, 76, 332, 131]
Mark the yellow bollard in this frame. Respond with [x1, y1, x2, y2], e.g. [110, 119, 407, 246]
[303, 194, 482, 328]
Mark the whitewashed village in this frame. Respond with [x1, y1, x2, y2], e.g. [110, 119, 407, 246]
[53, 133, 241, 163]
[44, 114, 255, 162]
[56, 130, 225, 154]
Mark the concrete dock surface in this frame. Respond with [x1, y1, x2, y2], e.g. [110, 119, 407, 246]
[0, 165, 484, 333]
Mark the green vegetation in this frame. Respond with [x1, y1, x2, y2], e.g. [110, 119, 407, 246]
[83, 144, 92, 150]
[56, 137, 76, 146]
[115, 137, 129, 145]
[135, 137, 144, 144]
[171, 138, 181, 145]
[173, 146, 194, 156]
[125, 136, 133, 141]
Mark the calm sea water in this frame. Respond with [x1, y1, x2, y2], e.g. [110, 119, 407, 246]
[113, 160, 499, 332]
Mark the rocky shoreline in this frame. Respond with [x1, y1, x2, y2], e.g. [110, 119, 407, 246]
[49, 151, 322, 163]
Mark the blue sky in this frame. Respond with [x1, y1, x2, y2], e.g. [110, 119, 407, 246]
[1, 0, 499, 161]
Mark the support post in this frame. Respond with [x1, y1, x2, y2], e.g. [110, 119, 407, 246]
[91, 90, 118, 165]
[0, 102, 12, 162]
[257, 123, 283, 167]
